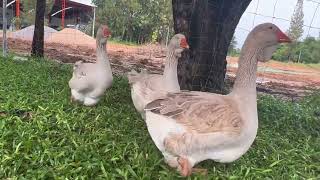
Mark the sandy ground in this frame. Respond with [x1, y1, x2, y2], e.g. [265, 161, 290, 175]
[1, 28, 319, 100]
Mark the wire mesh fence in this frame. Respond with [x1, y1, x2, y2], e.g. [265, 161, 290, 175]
[0, 1, 169, 73]
[178, 0, 320, 92]
[236, 0, 320, 42]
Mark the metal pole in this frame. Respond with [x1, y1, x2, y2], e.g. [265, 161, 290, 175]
[16, 0, 20, 29]
[298, 50, 302, 63]
[61, 0, 66, 28]
[3, 0, 7, 57]
[92, 7, 96, 37]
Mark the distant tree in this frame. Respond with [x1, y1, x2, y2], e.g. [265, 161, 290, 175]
[287, 0, 304, 61]
[173, 0, 252, 93]
[31, 0, 46, 57]
[228, 36, 237, 54]
[273, 37, 320, 64]
[21, 1, 53, 27]
[288, 0, 304, 41]
[93, 0, 172, 43]
[21, 0, 36, 26]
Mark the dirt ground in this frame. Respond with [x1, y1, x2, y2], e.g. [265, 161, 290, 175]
[3, 37, 320, 100]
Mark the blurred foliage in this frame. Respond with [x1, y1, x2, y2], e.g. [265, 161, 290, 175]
[287, 0, 304, 42]
[20, 0, 54, 27]
[92, 0, 173, 44]
[272, 37, 320, 64]
[16, 0, 173, 44]
[227, 36, 241, 57]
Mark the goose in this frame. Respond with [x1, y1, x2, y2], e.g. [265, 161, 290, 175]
[68, 25, 112, 106]
[128, 34, 189, 118]
[144, 23, 291, 176]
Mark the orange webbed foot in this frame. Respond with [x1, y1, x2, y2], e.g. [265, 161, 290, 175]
[178, 157, 192, 177]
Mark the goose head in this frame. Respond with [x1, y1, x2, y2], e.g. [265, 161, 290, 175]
[248, 23, 291, 62]
[168, 34, 189, 58]
[96, 25, 111, 45]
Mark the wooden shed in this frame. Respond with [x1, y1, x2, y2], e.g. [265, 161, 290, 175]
[0, 0, 22, 29]
[48, 0, 96, 35]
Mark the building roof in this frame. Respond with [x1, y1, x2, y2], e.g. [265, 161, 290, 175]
[69, 0, 96, 7]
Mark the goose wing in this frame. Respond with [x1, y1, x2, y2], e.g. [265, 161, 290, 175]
[69, 61, 94, 92]
[145, 91, 243, 135]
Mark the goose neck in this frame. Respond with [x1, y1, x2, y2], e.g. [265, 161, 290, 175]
[96, 41, 108, 65]
[232, 40, 261, 94]
[163, 49, 179, 91]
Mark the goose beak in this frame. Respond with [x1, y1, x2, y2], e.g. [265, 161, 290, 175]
[103, 28, 112, 38]
[277, 30, 291, 43]
[182, 44, 190, 49]
[106, 32, 112, 38]
[180, 38, 189, 49]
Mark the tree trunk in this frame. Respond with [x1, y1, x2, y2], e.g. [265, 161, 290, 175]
[31, 0, 46, 57]
[173, 0, 252, 93]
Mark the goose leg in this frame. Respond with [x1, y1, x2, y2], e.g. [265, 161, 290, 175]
[71, 89, 85, 103]
[177, 157, 192, 177]
[164, 136, 207, 176]
[177, 157, 207, 176]
[84, 97, 99, 106]
[84, 88, 105, 106]
[163, 152, 179, 168]
[70, 95, 75, 103]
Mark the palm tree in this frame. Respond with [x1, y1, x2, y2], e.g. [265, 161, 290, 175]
[31, 0, 46, 57]
[173, 0, 252, 93]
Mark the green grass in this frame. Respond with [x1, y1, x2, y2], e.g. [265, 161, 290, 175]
[305, 63, 320, 70]
[0, 57, 319, 179]
[283, 61, 320, 71]
[109, 39, 139, 46]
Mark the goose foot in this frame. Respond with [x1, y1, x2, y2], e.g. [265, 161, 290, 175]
[177, 157, 207, 177]
[84, 97, 99, 106]
[163, 152, 179, 168]
[70, 96, 76, 103]
[70, 90, 85, 103]
[70, 95, 82, 104]
[177, 157, 192, 177]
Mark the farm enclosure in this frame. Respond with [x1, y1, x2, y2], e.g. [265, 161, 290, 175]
[0, 27, 319, 99]
[0, 0, 320, 178]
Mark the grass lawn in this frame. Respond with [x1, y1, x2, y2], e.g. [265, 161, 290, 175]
[0, 57, 319, 179]
[109, 39, 139, 46]
[290, 62, 320, 71]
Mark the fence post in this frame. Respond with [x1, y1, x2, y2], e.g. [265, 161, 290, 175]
[16, 0, 20, 30]
[61, 0, 66, 28]
[92, 7, 96, 37]
[2, 0, 7, 57]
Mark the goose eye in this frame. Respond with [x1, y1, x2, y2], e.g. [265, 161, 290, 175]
[269, 26, 273, 29]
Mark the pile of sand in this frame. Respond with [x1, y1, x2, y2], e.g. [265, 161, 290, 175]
[11, 25, 57, 41]
[47, 28, 96, 47]
[3, 27, 96, 48]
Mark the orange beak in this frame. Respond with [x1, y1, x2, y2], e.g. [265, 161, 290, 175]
[277, 30, 291, 43]
[103, 28, 112, 37]
[180, 38, 189, 49]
